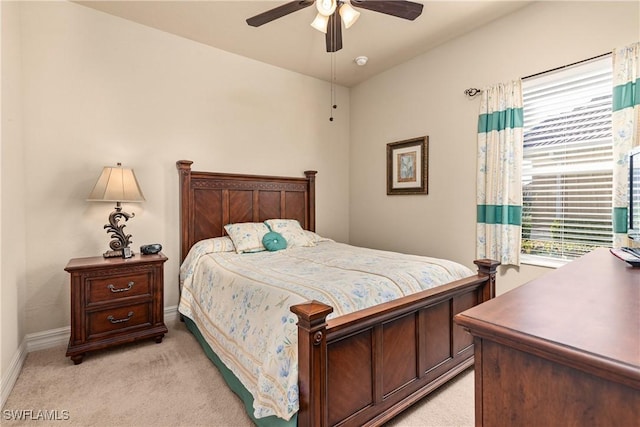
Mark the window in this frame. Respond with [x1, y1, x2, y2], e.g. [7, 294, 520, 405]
[521, 55, 613, 262]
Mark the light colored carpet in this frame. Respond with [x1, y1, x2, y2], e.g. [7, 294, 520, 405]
[2, 318, 474, 427]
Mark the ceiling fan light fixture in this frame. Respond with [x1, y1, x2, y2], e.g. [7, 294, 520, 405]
[310, 13, 330, 33]
[316, 0, 337, 17]
[339, 3, 360, 29]
[247, 0, 425, 54]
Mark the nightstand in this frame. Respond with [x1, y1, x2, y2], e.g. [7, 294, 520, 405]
[65, 253, 168, 364]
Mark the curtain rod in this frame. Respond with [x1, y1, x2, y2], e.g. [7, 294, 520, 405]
[521, 51, 611, 80]
[464, 51, 612, 97]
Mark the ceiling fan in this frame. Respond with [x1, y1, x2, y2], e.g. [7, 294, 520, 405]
[246, 0, 424, 53]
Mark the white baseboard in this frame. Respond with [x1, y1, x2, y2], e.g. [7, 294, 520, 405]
[164, 305, 180, 324]
[1, 340, 26, 410]
[25, 326, 71, 353]
[1, 305, 179, 409]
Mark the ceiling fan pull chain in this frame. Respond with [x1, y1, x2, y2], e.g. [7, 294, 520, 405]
[329, 23, 337, 122]
[330, 54, 335, 121]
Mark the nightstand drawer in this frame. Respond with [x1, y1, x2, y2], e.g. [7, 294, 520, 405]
[87, 302, 151, 338]
[87, 272, 151, 304]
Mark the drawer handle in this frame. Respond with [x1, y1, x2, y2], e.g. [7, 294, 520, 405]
[108, 282, 134, 293]
[107, 311, 134, 324]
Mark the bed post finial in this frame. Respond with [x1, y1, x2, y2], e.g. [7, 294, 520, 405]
[176, 160, 193, 171]
[304, 170, 317, 232]
[291, 300, 332, 427]
[474, 259, 500, 301]
[177, 160, 194, 266]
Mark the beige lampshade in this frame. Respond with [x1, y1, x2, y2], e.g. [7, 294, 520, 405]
[310, 13, 329, 33]
[316, 0, 336, 16]
[87, 163, 145, 203]
[339, 3, 360, 29]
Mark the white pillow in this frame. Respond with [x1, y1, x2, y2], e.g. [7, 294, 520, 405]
[224, 222, 270, 254]
[180, 236, 236, 284]
[264, 219, 315, 248]
[303, 230, 333, 244]
[209, 236, 236, 252]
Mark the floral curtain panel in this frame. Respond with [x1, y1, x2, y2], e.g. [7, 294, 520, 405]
[476, 80, 524, 266]
[612, 42, 640, 248]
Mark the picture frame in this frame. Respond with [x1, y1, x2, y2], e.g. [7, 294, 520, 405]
[122, 247, 133, 259]
[387, 136, 428, 195]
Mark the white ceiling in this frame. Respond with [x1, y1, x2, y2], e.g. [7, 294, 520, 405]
[76, 1, 532, 87]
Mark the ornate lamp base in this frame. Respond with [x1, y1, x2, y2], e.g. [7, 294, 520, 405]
[103, 249, 124, 258]
[102, 204, 135, 259]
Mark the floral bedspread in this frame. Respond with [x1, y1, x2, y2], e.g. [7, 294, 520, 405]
[178, 240, 474, 421]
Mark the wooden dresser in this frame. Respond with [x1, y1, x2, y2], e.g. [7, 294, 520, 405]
[455, 248, 639, 426]
[65, 253, 168, 364]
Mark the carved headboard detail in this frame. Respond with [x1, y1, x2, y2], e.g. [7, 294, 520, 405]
[177, 160, 317, 263]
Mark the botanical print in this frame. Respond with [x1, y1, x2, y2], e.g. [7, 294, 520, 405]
[398, 151, 416, 182]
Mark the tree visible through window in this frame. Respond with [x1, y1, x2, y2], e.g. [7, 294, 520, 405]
[521, 55, 613, 261]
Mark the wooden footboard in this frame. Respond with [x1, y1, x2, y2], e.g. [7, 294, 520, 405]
[291, 259, 499, 427]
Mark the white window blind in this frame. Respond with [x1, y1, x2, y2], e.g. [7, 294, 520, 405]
[522, 55, 613, 261]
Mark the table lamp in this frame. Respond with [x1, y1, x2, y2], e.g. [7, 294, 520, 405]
[87, 162, 145, 258]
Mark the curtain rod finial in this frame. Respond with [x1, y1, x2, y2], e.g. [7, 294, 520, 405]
[464, 88, 482, 97]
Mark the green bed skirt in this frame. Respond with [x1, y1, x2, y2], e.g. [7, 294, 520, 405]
[184, 317, 298, 427]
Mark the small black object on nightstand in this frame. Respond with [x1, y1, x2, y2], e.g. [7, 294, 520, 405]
[140, 243, 162, 255]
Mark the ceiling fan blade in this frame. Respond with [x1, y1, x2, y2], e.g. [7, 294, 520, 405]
[326, 12, 343, 52]
[350, 0, 423, 21]
[247, 0, 314, 27]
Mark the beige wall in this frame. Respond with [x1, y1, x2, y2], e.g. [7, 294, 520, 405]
[4, 0, 350, 349]
[1, 1, 27, 383]
[349, 1, 640, 294]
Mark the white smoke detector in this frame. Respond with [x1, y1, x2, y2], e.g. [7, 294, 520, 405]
[354, 56, 368, 66]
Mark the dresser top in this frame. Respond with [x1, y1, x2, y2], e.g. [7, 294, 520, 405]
[65, 252, 167, 271]
[456, 248, 639, 381]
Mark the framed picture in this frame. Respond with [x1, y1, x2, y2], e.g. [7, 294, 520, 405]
[122, 247, 133, 259]
[387, 136, 428, 195]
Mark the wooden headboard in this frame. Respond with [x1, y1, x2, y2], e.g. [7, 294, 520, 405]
[177, 160, 317, 263]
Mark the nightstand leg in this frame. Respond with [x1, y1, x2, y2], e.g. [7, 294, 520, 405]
[70, 354, 84, 365]
[155, 335, 164, 344]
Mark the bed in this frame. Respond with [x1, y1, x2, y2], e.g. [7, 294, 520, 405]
[176, 160, 499, 427]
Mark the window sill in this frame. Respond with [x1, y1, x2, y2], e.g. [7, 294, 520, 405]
[520, 254, 571, 269]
